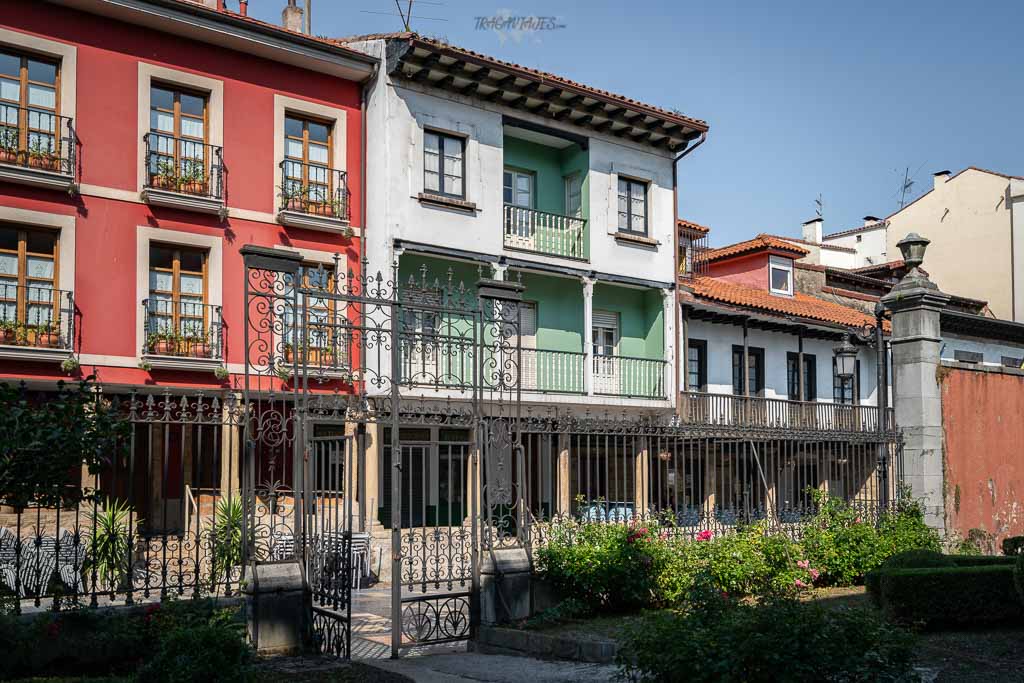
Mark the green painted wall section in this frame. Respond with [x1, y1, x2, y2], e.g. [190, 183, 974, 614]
[515, 270, 584, 352]
[592, 284, 664, 358]
[502, 137, 590, 220]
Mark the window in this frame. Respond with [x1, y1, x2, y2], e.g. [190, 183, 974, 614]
[731, 345, 764, 396]
[283, 114, 333, 209]
[148, 244, 207, 339]
[592, 310, 619, 357]
[148, 84, 208, 190]
[1001, 356, 1023, 369]
[769, 256, 793, 296]
[424, 130, 464, 198]
[832, 357, 860, 404]
[953, 350, 983, 364]
[617, 177, 647, 235]
[283, 264, 340, 365]
[0, 225, 58, 331]
[564, 173, 582, 218]
[686, 339, 707, 391]
[786, 352, 817, 401]
[0, 50, 60, 162]
[503, 168, 533, 208]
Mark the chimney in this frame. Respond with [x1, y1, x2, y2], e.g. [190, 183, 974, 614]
[282, 0, 304, 32]
[239, 0, 248, 16]
[862, 215, 881, 227]
[801, 217, 823, 244]
[933, 170, 951, 191]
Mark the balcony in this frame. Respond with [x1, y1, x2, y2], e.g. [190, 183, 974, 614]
[520, 349, 586, 394]
[141, 133, 225, 217]
[141, 299, 223, 372]
[678, 391, 894, 434]
[0, 284, 74, 363]
[503, 205, 587, 260]
[593, 354, 668, 399]
[277, 161, 351, 235]
[0, 105, 77, 193]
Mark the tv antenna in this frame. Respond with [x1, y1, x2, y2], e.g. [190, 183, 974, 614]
[360, 1, 447, 31]
[814, 193, 824, 220]
[895, 162, 926, 210]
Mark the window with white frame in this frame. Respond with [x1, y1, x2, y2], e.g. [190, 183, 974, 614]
[769, 255, 793, 296]
[424, 130, 465, 199]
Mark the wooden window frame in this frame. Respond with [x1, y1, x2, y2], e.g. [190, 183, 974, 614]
[786, 352, 817, 401]
[149, 82, 209, 188]
[0, 49, 61, 159]
[148, 243, 208, 336]
[503, 167, 535, 209]
[423, 129, 466, 199]
[731, 345, 765, 396]
[617, 177, 648, 236]
[0, 224, 59, 328]
[283, 113, 335, 207]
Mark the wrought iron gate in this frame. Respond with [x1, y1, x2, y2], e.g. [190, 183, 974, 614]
[240, 246, 526, 659]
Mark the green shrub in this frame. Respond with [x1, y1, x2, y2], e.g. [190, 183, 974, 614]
[870, 565, 1024, 629]
[1002, 535, 1024, 556]
[880, 549, 955, 570]
[617, 596, 918, 682]
[135, 622, 251, 683]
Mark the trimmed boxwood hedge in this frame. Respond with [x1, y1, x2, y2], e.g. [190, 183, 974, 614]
[868, 564, 1024, 628]
[864, 551, 1017, 601]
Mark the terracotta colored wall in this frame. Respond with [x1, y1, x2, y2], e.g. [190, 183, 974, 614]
[0, 5, 363, 392]
[707, 253, 769, 290]
[941, 367, 1024, 550]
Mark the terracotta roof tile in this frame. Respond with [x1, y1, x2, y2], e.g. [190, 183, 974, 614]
[700, 234, 809, 263]
[334, 32, 708, 132]
[677, 218, 710, 235]
[684, 276, 889, 332]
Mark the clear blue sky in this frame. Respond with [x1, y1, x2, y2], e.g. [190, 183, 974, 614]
[245, 0, 1021, 247]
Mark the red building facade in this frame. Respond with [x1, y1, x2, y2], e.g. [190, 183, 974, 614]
[0, 0, 376, 392]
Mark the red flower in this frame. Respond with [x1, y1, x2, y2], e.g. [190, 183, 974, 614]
[696, 530, 713, 542]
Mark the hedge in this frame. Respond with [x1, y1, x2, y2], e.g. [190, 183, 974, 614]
[868, 564, 1024, 628]
[1001, 535, 1024, 556]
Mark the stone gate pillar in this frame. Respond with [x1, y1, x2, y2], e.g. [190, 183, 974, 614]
[880, 233, 950, 530]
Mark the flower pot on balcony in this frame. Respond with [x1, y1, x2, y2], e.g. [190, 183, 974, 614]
[283, 347, 295, 364]
[285, 197, 304, 212]
[150, 174, 175, 190]
[308, 202, 332, 217]
[0, 149, 18, 164]
[0, 328, 16, 344]
[36, 332, 59, 348]
[151, 340, 176, 355]
[191, 341, 211, 358]
[181, 181, 208, 196]
[29, 155, 60, 172]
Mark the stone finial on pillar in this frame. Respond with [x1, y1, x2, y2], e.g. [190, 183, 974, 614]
[880, 232, 950, 530]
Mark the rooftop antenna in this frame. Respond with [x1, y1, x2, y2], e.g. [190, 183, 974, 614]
[361, 1, 446, 30]
[814, 193, 824, 220]
[895, 162, 925, 210]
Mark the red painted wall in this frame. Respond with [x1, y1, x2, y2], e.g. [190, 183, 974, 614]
[707, 253, 770, 290]
[941, 367, 1024, 550]
[0, 4, 364, 391]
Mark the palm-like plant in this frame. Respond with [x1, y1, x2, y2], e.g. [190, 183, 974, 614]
[87, 497, 137, 591]
[207, 496, 244, 594]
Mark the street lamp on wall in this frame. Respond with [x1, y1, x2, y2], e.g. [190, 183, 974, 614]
[833, 333, 858, 380]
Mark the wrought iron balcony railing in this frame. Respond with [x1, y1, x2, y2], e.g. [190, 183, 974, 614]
[593, 354, 668, 399]
[142, 299, 223, 361]
[144, 133, 224, 200]
[503, 204, 588, 260]
[279, 160, 350, 221]
[520, 348, 586, 394]
[0, 284, 74, 351]
[678, 391, 894, 433]
[281, 321, 352, 372]
[0, 104, 77, 178]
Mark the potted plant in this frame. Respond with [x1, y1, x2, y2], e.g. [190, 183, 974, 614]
[34, 320, 60, 348]
[213, 366, 230, 381]
[278, 183, 305, 212]
[0, 318, 18, 345]
[275, 364, 291, 383]
[147, 331, 179, 356]
[61, 356, 80, 374]
[179, 158, 207, 195]
[27, 138, 60, 171]
[189, 333, 211, 358]
[150, 159, 177, 190]
[0, 127, 19, 164]
[282, 342, 295, 364]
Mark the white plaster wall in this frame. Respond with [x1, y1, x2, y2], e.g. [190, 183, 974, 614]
[817, 246, 858, 269]
[940, 332, 1024, 368]
[355, 39, 676, 284]
[684, 319, 879, 406]
[823, 225, 887, 268]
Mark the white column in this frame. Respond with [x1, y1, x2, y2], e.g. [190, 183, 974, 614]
[491, 263, 507, 281]
[661, 287, 675, 399]
[582, 276, 595, 396]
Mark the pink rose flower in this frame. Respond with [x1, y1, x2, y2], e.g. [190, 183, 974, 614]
[809, 568, 820, 581]
[797, 559, 809, 569]
[696, 530, 713, 542]
[794, 579, 807, 588]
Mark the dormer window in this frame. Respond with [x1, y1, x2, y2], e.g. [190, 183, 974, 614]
[769, 255, 793, 296]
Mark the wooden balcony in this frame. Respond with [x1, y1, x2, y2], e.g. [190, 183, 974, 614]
[503, 204, 587, 260]
[678, 391, 894, 434]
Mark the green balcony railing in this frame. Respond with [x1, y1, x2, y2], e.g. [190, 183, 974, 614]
[593, 354, 668, 399]
[520, 348, 586, 394]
